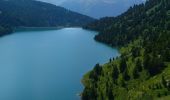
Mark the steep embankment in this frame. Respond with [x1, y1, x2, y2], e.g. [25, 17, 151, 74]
[0, 0, 95, 36]
[82, 0, 170, 99]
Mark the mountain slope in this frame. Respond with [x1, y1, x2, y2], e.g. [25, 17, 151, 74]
[0, 0, 95, 36]
[42, 0, 146, 18]
[84, 0, 170, 47]
[82, 0, 170, 99]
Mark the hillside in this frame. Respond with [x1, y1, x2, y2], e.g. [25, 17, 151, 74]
[82, 0, 170, 99]
[0, 0, 95, 36]
[60, 0, 145, 18]
[84, 0, 170, 47]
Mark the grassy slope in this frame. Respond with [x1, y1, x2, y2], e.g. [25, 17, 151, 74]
[82, 56, 170, 100]
[82, 39, 170, 99]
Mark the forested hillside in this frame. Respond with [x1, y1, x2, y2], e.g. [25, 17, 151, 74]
[82, 0, 170, 99]
[0, 0, 94, 36]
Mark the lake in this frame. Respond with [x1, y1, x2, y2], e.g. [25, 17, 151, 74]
[0, 28, 119, 100]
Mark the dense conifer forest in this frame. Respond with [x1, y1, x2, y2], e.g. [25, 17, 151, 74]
[82, 0, 170, 99]
[0, 0, 95, 36]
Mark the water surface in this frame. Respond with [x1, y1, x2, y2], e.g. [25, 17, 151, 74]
[0, 28, 119, 100]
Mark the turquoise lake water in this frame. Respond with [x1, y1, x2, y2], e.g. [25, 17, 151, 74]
[0, 28, 119, 100]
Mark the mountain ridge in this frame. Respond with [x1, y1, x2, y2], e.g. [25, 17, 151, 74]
[38, 0, 146, 18]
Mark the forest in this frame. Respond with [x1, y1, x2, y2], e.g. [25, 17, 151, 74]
[82, 0, 170, 99]
[0, 0, 94, 36]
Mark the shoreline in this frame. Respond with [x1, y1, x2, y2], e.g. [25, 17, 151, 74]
[14, 26, 82, 32]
